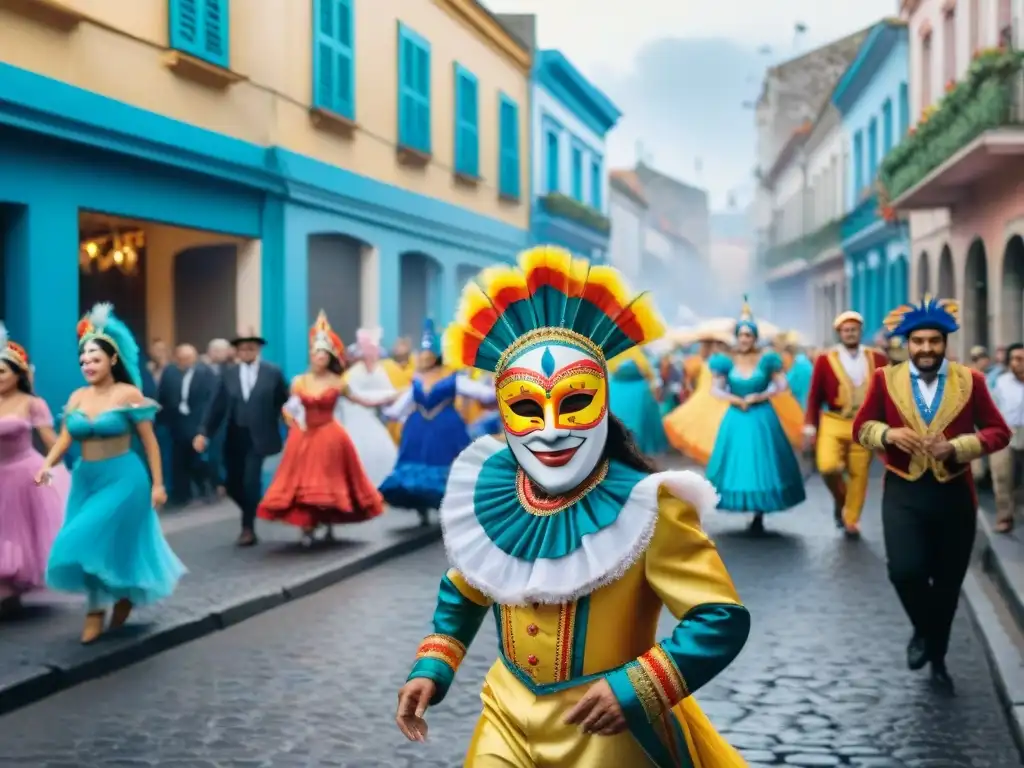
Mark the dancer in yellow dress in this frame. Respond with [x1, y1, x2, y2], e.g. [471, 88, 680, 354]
[395, 246, 749, 767]
[663, 332, 730, 465]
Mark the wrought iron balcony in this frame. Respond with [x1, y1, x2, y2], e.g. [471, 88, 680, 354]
[761, 219, 842, 270]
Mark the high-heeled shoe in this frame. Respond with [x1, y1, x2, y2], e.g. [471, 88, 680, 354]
[109, 599, 133, 630]
[81, 611, 106, 644]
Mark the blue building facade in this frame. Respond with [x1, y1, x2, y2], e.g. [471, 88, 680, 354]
[834, 21, 912, 336]
[530, 50, 621, 261]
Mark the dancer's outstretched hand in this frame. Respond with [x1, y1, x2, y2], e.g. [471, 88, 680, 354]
[564, 678, 627, 735]
[396, 678, 435, 742]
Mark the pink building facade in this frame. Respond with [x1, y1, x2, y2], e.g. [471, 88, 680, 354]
[897, 0, 1024, 356]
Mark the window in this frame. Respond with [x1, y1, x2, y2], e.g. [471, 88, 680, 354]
[921, 32, 933, 111]
[898, 82, 909, 136]
[168, 0, 229, 68]
[571, 144, 583, 201]
[590, 157, 602, 209]
[867, 118, 878, 181]
[397, 23, 431, 154]
[312, 0, 354, 119]
[882, 99, 893, 154]
[853, 130, 864, 194]
[544, 130, 559, 193]
[999, 0, 1012, 44]
[498, 93, 520, 199]
[943, 8, 956, 85]
[970, 0, 981, 53]
[453, 64, 478, 177]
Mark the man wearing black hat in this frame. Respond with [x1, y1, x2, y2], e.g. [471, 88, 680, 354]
[194, 332, 289, 546]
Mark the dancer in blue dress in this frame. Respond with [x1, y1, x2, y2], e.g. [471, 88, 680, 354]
[35, 303, 185, 644]
[380, 319, 494, 524]
[609, 346, 668, 455]
[705, 298, 806, 533]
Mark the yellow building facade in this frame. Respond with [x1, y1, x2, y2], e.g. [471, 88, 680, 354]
[0, 0, 531, 406]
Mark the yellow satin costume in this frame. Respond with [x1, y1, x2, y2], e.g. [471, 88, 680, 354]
[663, 359, 728, 465]
[381, 357, 415, 444]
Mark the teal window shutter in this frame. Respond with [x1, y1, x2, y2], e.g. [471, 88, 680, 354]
[398, 24, 431, 154]
[590, 157, 602, 209]
[898, 82, 909, 136]
[313, 0, 355, 119]
[853, 131, 863, 192]
[168, 0, 230, 69]
[544, 130, 559, 193]
[882, 99, 893, 154]
[867, 118, 878, 180]
[453, 64, 479, 177]
[571, 145, 583, 200]
[498, 94, 520, 199]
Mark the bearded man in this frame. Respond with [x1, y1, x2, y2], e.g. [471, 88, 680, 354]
[394, 247, 750, 767]
[853, 297, 1009, 694]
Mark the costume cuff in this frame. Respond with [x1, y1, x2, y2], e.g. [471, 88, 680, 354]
[858, 420, 888, 450]
[407, 634, 467, 705]
[802, 424, 816, 436]
[607, 645, 689, 723]
[951, 434, 984, 463]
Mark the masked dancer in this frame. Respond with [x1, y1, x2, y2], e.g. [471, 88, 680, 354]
[804, 311, 888, 536]
[663, 331, 730, 465]
[338, 327, 398, 487]
[36, 304, 185, 644]
[258, 313, 385, 546]
[0, 323, 67, 616]
[706, 298, 806, 533]
[608, 345, 668, 455]
[379, 318, 495, 525]
[395, 246, 750, 767]
[853, 297, 1009, 693]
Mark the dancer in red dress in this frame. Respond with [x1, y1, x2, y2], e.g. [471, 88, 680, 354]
[257, 312, 386, 546]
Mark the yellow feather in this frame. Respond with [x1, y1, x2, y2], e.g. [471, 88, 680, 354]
[476, 264, 527, 298]
[453, 282, 493, 325]
[584, 265, 633, 306]
[628, 293, 666, 344]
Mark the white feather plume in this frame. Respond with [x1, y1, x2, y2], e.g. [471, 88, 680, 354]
[88, 302, 113, 330]
[0, 321, 8, 351]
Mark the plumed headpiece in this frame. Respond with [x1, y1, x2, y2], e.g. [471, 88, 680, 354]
[883, 295, 960, 338]
[309, 310, 344, 359]
[76, 303, 142, 387]
[443, 246, 664, 373]
[0, 321, 28, 371]
[735, 294, 758, 338]
[421, 318, 441, 356]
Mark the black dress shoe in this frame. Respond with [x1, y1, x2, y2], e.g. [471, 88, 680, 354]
[907, 633, 929, 670]
[236, 530, 258, 547]
[930, 663, 955, 694]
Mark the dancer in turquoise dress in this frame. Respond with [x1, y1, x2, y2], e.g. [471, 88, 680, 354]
[705, 298, 806, 533]
[609, 347, 668, 455]
[36, 303, 185, 644]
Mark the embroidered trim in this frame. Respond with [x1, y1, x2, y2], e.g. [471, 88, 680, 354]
[951, 434, 984, 463]
[626, 662, 664, 721]
[515, 461, 609, 516]
[497, 327, 606, 374]
[637, 646, 689, 715]
[417, 399, 454, 420]
[553, 602, 578, 682]
[858, 420, 888, 451]
[500, 605, 517, 661]
[415, 634, 467, 671]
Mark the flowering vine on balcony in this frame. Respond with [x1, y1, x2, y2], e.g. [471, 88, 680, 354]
[539, 193, 611, 234]
[878, 46, 1024, 201]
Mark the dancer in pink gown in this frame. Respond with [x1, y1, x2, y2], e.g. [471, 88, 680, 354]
[0, 323, 68, 616]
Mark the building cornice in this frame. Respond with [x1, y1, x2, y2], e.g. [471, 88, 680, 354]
[900, 0, 921, 16]
[831, 20, 907, 114]
[537, 50, 621, 136]
[434, 0, 531, 74]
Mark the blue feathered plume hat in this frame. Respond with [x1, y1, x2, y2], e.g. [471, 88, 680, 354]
[76, 302, 142, 387]
[420, 317, 441, 356]
[735, 294, 758, 338]
[882, 295, 960, 339]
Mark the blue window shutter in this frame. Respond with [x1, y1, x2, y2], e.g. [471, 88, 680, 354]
[313, 0, 355, 119]
[898, 82, 909, 136]
[545, 130, 558, 193]
[590, 159, 601, 209]
[571, 146, 582, 200]
[397, 24, 431, 154]
[169, 0, 230, 68]
[498, 95, 519, 199]
[454, 65, 478, 177]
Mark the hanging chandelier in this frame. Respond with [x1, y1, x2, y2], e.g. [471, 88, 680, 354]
[79, 230, 144, 276]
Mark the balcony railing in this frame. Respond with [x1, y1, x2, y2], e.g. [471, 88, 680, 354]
[761, 218, 842, 269]
[880, 47, 1024, 201]
[538, 193, 611, 234]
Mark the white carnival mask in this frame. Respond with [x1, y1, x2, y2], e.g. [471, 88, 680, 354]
[496, 342, 608, 496]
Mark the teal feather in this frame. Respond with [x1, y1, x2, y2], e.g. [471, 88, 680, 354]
[83, 303, 142, 388]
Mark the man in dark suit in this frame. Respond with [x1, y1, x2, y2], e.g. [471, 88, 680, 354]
[194, 332, 288, 546]
[159, 343, 218, 506]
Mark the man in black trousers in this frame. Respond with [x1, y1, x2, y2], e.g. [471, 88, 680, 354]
[159, 343, 218, 506]
[194, 332, 288, 546]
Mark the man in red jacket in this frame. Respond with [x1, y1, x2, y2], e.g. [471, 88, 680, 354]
[853, 297, 1010, 694]
[803, 311, 888, 536]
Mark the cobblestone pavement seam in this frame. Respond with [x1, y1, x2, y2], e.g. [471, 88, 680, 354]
[0, 524, 441, 717]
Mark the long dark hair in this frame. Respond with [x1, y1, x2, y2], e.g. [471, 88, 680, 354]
[326, 352, 344, 375]
[603, 414, 658, 474]
[80, 338, 134, 386]
[0, 359, 32, 394]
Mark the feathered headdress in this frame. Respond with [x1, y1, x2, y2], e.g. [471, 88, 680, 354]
[309, 310, 344, 359]
[421, 318, 441, 356]
[735, 294, 758, 337]
[442, 246, 664, 373]
[0, 321, 29, 370]
[883, 295, 960, 338]
[76, 303, 142, 387]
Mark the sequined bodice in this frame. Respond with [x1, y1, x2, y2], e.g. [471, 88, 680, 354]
[0, 416, 34, 462]
[414, 374, 457, 408]
[66, 409, 137, 440]
[300, 389, 341, 428]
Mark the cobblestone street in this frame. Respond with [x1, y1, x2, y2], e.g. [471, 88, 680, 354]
[0, 477, 1018, 767]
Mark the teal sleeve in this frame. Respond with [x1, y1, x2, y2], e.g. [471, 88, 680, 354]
[607, 603, 750, 725]
[707, 353, 733, 376]
[407, 572, 490, 705]
[125, 400, 162, 424]
[759, 350, 783, 374]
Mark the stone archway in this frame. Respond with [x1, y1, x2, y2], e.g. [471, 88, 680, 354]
[1002, 235, 1024, 343]
[174, 244, 239, 348]
[937, 244, 955, 298]
[963, 238, 989, 349]
[307, 233, 369, 345]
[916, 251, 931, 298]
[399, 251, 442, 340]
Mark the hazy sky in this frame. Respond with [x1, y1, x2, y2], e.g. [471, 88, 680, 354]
[485, 0, 899, 210]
